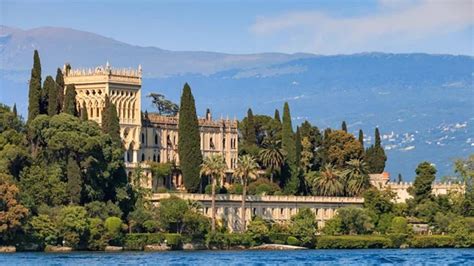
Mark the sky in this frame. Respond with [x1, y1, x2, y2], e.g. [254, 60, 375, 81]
[1, 0, 473, 55]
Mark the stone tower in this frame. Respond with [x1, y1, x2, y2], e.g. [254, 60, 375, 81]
[63, 62, 142, 163]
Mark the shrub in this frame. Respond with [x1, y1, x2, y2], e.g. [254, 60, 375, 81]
[269, 233, 290, 245]
[205, 232, 254, 249]
[58, 206, 89, 249]
[290, 208, 317, 247]
[105, 216, 123, 245]
[124, 233, 149, 250]
[147, 233, 164, 244]
[386, 233, 408, 248]
[287, 236, 301, 246]
[164, 233, 182, 249]
[87, 218, 107, 251]
[410, 235, 455, 248]
[85, 201, 123, 220]
[389, 217, 410, 234]
[205, 184, 227, 194]
[142, 220, 160, 233]
[246, 217, 270, 244]
[156, 187, 168, 193]
[248, 178, 280, 195]
[316, 235, 391, 249]
[228, 183, 243, 194]
[448, 218, 471, 247]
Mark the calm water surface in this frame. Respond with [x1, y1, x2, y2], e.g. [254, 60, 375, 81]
[1, 249, 473, 265]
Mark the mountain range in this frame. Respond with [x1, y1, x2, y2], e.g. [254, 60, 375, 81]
[1, 26, 473, 180]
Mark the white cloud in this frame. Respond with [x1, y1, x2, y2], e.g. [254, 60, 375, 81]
[250, 0, 473, 54]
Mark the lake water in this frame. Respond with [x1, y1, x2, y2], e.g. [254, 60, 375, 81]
[1, 249, 473, 265]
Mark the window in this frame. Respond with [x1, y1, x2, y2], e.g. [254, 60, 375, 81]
[223, 137, 226, 149]
[141, 153, 145, 162]
[141, 133, 145, 144]
[210, 137, 215, 150]
[155, 134, 158, 145]
[153, 154, 156, 162]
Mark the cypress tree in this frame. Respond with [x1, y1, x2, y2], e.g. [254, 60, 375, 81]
[274, 109, 281, 124]
[56, 68, 65, 110]
[366, 127, 387, 173]
[12, 104, 17, 117]
[245, 108, 257, 145]
[102, 95, 121, 146]
[28, 50, 42, 121]
[295, 126, 301, 164]
[282, 102, 296, 166]
[44, 76, 59, 116]
[358, 129, 364, 147]
[342, 121, 347, 132]
[409, 162, 436, 204]
[63, 84, 77, 116]
[66, 155, 82, 204]
[397, 173, 403, 184]
[178, 83, 203, 192]
[80, 103, 88, 121]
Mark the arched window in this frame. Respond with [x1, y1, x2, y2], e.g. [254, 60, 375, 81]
[153, 154, 156, 162]
[141, 133, 145, 144]
[155, 134, 158, 145]
[141, 153, 145, 162]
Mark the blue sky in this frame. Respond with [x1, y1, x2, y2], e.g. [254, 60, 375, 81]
[1, 0, 473, 55]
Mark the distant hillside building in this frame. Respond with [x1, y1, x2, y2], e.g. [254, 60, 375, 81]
[63, 63, 238, 190]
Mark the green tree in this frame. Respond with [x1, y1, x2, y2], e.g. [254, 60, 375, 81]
[58, 206, 89, 248]
[149, 162, 172, 192]
[88, 218, 107, 250]
[104, 216, 124, 245]
[63, 84, 77, 116]
[66, 156, 82, 204]
[281, 102, 296, 167]
[158, 196, 189, 233]
[295, 126, 302, 164]
[80, 103, 88, 121]
[147, 93, 179, 116]
[12, 104, 17, 117]
[358, 129, 364, 148]
[178, 83, 203, 192]
[335, 207, 374, 235]
[102, 96, 121, 146]
[274, 109, 281, 124]
[234, 154, 259, 231]
[289, 208, 317, 247]
[44, 76, 59, 116]
[409, 162, 437, 204]
[259, 139, 284, 183]
[200, 154, 226, 232]
[312, 163, 344, 196]
[365, 128, 387, 173]
[246, 216, 269, 244]
[244, 108, 257, 146]
[85, 201, 123, 220]
[389, 216, 409, 234]
[341, 121, 347, 132]
[28, 50, 42, 121]
[55, 68, 65, 110]
[29, 214, 59, 247]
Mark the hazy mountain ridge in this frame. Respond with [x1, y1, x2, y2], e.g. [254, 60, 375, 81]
[0, 26, 472, 179]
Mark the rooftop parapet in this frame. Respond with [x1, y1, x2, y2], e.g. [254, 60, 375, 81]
[145, 113, 238, 128]
[63, 62, 142, 85]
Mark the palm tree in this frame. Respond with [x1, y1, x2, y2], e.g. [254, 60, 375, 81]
[312, 163, 344, 196]
[234, 155, 259, 231]
[200, 154, 226, 232]
[342, 159, 370, 196]
[259, 139, 284, 183]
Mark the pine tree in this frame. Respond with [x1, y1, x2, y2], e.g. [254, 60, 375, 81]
[342, 121, 347, 132]
[55, 68, 65, 110]
[295, 126, 301, 164]
[66, 156, 82, 204]
[80, 103, 88, 121]
[44, 76, 59, 116]
[375, 127, 381, 147]
[358, 129, 364, 148]
[63, 84, 77, 116]
[28, 50, 42, 121]
[102, 95, 121, 146]
[178, 83, 203, 192]
[282, 102, 296, 166]
[244, 108, 257, 145]
[12, 104, 17, 117]
[274, 109, 281, 124]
